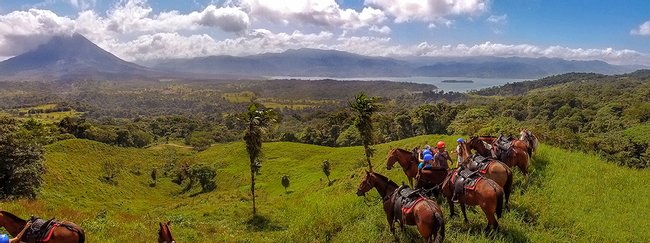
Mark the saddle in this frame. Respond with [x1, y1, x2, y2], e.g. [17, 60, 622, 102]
[495, 136, 513, 151]
[468, 154, 492, 173]
[24, 216, 59, 243]
[451, 168, 484, 203]
[393, 186, 425, 224]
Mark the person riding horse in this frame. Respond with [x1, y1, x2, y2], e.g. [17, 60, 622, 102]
[452, 138, 467, 202]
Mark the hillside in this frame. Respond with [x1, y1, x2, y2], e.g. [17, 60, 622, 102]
[0, 136, 648, 242]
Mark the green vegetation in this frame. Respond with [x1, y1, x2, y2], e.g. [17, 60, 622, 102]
[0, 136, 648, 242]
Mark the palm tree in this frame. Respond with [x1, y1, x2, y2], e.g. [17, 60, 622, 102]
[349, 93, 380, 171]
[243, 103, 277, 215]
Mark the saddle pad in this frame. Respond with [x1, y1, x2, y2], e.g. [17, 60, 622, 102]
[464, 177, 483, 191]
[479, 161, 493, 174]
[39, 223, 59, 242]
[402, 197, 426, 215]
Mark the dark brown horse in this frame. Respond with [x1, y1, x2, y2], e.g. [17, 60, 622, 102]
[0, 211, 85, 243]
[519, 129, 539, 156]
[386, 148, 448, 190]
[467, 136, 530, 182]
[457, 141, 513, 209]
[440, 172, 504, 231]
[158, 221, 176, 243]
[357, 171, 444, 243]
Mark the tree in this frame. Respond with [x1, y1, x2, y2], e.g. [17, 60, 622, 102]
[243, 103, 278, 215]
[281, 175, 290, 193]
[0, 118, 46, 199]
[322, 160, 331, 184]
[349, 93, 380, 171]
[102, 160, 123, 184]
[191, 165, 217, 193]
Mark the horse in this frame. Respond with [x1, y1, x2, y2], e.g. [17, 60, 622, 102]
[519, 129, 539, 156]
[457, 140, 513, 210]
[440, 171, 504, 232]
[357, 171, 444, 243]
[158, 221, 176, 243]
[467, 136, 530, 183]
[0, 211, 85, 243]
[386, 148, 419, 187]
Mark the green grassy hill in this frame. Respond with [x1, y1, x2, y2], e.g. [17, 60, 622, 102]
[1, 136, 648, 242]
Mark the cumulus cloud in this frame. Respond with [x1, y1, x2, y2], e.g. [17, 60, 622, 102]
[369, 25, 391, 34]
[237, 0, 386, 30]
[631, 21, 650, 36]
[365, 0, 488, 24]
[105, 0, 250, 34]
[486, 14, 507, 33]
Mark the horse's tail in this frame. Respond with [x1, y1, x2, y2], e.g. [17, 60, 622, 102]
[495, 183, 504, 219]
[504, 165, 513, 209]
[433, 209, 445, 243]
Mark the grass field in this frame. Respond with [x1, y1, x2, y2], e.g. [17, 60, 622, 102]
[0, 135, 648, 242]
[1, 103, 83, 123]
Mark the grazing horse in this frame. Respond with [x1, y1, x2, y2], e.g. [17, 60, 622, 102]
[0, 211, 85, 243]
[386, 148, 447, 190]
[457, 141, 513, 210]
[519, 129, 539, 156]
[440, 171, 504, 231]
[158, 221, 176, 243]
[467, 136, 530, 183]
[357, 171, 445, 243]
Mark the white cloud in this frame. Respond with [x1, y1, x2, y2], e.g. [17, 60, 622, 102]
[486, 14, 507, 33]
[69, 0, 96, 10]
[365, 0, 488, 24]
[369, 25, 391, 34]
[238, 0, 386, 30]
[631, 21, 650, 36]
[105, 0, 250, 34]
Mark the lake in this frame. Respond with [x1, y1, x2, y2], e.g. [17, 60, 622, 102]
[270, 76, 533, 93]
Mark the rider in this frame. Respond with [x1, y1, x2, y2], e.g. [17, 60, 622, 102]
[0, 221, 31, 243]
[418, 144, 433, 163]
[451, 138, 467, 203]
[433, 141, 452, 169]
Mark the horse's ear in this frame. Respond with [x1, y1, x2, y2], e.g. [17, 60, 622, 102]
[159, 222, 163, 227]
[167, 221, 171, 226]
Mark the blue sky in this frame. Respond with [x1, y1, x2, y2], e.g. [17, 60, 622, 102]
[0, 0, 649, 65]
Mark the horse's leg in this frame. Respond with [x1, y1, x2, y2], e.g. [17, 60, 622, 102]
[447, 197, 456, 218]
[460, 202, 469, 224]
[517, 152, 530, 187]
[480, 203, 498, 233]
[387, 214, 396, 236]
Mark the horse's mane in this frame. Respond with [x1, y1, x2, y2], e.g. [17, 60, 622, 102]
[394, 148, 412, 154]
[0, 211, 26, 223]
[371, 172, 398, 187]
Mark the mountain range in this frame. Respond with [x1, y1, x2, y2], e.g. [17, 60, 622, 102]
[0, 33, 643, 81]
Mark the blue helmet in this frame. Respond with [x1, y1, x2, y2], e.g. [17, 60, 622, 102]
[423, 149, 432, 155]
[423, 154, 433, 161]
[0, 234, 9, 243]
[457, 138, 465, 143]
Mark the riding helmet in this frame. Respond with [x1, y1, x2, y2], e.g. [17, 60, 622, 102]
[457, 138, 465, 143]
[436, 141, 446, 149]
[423, 154, 433, 161]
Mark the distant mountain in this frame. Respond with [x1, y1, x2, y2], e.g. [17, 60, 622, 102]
[0, 33, 171, 81]
[410, 57, 634, 79]
[153, 48, 414, 77]
[154, 50, 636, 79]
[0, 34, 642, 81]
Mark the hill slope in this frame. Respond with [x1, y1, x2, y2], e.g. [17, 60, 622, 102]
[0, 136, 648, 242]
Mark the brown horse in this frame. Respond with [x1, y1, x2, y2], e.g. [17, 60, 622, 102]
[440, 172, 504, 231]
[357, 171, 444, 243]
[0, 211, 85, 243]
[386, 148, 448, 190]
[158, 221, 176, 243]
[457, 141, 513, 210]
[519, 129, 539, 156]
[386, 148, 419, 187]
[467, 136, 530, 183]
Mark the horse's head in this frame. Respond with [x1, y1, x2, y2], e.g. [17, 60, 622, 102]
[158, 221, 175, 243]
[386, 149, 398, 170]
[356, 171, 375, 196]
